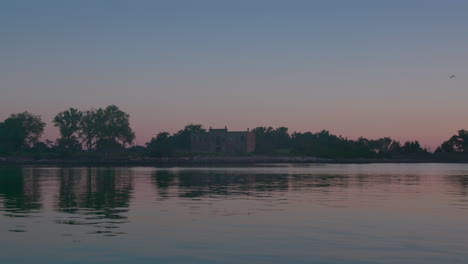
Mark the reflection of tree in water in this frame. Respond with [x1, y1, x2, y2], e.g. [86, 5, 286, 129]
[152, 170, 177, 199]
[55, 168, 134, 236]
[443, 174, 468, 210]
[290, 174, 350, 189]
[353, 173, 421, 187]
[0, 167, 42, 217]
[152, 170, 292, 217]
[444, 175, 468, 197]
[152, 170, 291, 199]
[152, 170, 424, 201]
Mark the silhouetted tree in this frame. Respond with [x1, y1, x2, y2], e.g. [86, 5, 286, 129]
[31, 142, 49, 152]
[94, 105, 135, 149]
[70, 105, 135, 152]
[53, 108, 83, 151]
[401, 140, 426, 154]
[146, 132, 174, 157]
[438, 130, 468, 153]
[291, 130, 375, 158]
[369, 137, 392, 154]
[172, 124, 205, 151]
[78, 110, 97, 150]
[0, 111, 45, 154]
[253, 127, 275, 154]
[389, 140, 402, 154]
[271, 127, 291, 150]
[357, 137, 402, 157]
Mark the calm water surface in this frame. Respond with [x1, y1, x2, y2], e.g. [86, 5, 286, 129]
[1, 163, 468, 263]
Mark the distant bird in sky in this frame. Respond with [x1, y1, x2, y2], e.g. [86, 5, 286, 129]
[450, 75, 456, 79]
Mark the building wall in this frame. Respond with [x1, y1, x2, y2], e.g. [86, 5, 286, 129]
[191, 128, 255, 153]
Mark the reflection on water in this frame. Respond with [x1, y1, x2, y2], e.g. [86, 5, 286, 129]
[1, 164, 468, 263]
[55, 168, 133, 236]
[0, 167, 134, 236]
[153, 170, 291, 199]
[444, 174, 468, 210]
[0, 168, 42, 218]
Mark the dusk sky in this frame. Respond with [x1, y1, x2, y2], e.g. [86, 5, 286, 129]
[1, 0, 467, 148]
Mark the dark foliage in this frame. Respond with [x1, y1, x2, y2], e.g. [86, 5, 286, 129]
[438, 130, 468, 153]
[253, 127, 291, 154]
[1, 108, 467, 161]
[53, 105, 135, 154]
[0, 112, 45, 155]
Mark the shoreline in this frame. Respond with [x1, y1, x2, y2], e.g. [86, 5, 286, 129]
[1, 156, 466, 166]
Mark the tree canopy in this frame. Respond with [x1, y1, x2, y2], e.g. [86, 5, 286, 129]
[53, 108, 83, 151]
[0, 107, 465, 161]
[437, 130, 468, 153]
[53, 105, 135, 152]
[93, 105, 135, 151]
[0, 111, 45, 154]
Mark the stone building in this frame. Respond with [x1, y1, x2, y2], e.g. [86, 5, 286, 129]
[191, 127, 255, 153]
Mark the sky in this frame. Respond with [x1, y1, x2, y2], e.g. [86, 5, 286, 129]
[1, 0, 467, 148]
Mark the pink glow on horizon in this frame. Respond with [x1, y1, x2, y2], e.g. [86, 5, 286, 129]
[37, 115, 457, 151]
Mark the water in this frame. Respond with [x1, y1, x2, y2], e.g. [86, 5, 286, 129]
[0, 163, 468, 263]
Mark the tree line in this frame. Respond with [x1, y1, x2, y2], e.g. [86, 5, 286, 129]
[1, 106, 468, 159]
[0, 105, 134, 156]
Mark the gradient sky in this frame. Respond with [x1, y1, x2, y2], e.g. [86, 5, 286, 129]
[1, 0, 467, 148]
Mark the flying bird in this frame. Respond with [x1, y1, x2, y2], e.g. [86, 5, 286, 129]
[450, 75, 456, 79]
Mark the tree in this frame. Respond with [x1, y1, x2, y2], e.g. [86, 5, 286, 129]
[368, 137, 393, 154]
[78, 110, 98, 150]
[252, 127, 275, 154]
[0, 111, 45, 154]
[146, 132, 174, 157]
[53, 108, 83, 151]
[438, 130, 468, 153]
[271, 127, 291, 150]
[291, 130, 376, 158]
[93, 105, 135, 151]
[8, 112, 45, 147]
[401, 140, 426, 154]
[172, 124, 205, 151]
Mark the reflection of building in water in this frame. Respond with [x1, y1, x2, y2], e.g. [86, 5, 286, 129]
[191, 127, 255, 153]
[153, 170, 290, 198]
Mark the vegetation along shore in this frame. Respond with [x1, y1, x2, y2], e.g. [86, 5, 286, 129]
[2, 105, 468, 163]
